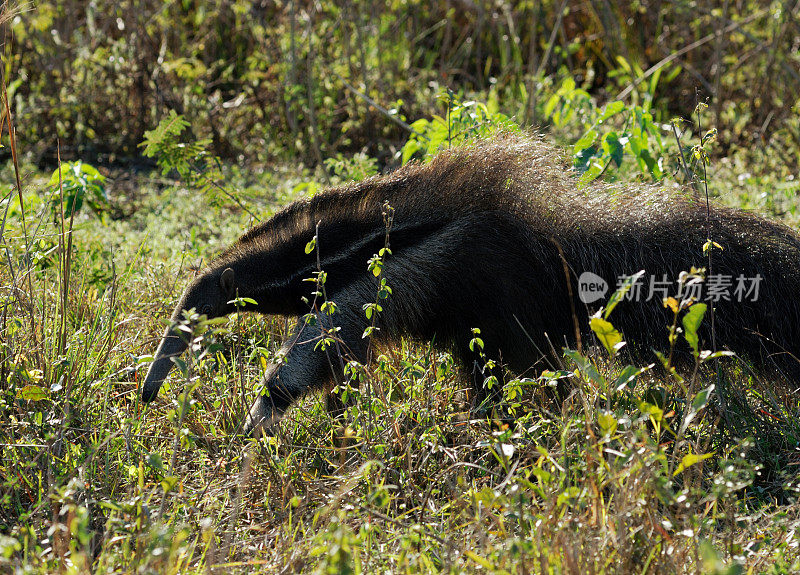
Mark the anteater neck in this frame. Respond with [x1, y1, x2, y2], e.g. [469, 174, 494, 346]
[214, 238, 313, 317]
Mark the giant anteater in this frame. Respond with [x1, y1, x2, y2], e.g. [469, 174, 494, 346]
[141, 134, 800, 433]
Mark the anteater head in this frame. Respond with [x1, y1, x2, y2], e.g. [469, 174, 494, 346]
[141, 267, 236, 403]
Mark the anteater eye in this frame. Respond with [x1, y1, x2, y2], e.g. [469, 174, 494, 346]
[201, 305, 213, 316]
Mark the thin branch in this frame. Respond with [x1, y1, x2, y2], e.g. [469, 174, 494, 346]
[330, 69, 427, 138]
[615, 9, 770, 102]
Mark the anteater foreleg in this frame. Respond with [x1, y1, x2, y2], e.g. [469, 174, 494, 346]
[244, 287, 371, 435]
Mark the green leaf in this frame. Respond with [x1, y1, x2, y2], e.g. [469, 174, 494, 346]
[564, 349, 606, 388]
[605, 270, 645, 319]
[673, 452, 714, 476]
[699, 350, 735, 361]
[47, 160, 108, 218]
[160, 475, 179, 493]
[574, 145, 599, 173]
[529, 465, 553, 484]
[615, 56, 633, 74]
[78, 162, 102, 179]
[573, 129, 598, 155]
[665, 65, 682, 83]
[145, 452, 164, 471]
[637, 148, 661, 179]
[304, 236, 316, 254]
[597, 411, 617, 436]
[701, 128, 718, 146]
[602, 131, 624, 167]
[320, 301, 338, 315]
[691, 384, 714, 412]
[612, 364, 650, 392]
[171, 356, 188, 376]
[679, 384, 715, 435]
[597, 100, 625, 123]
[543, 94, 561, 120]
[17, 385, 48, 401]
[578, 160, 604, 186]
[401, 139, 422, 165]
[465, 551, 511, 575]
[590, 314, 624, 357]
[648, 67, 662, 101]
[140, 110, 190, 157]
[682, 302, 707, 358]
[638, 401, 664, 422]
[0, 536, 21, 560]
[47, 168, 61, 187]
[556, 486, 581, 507]
[702, 239, 723, 255]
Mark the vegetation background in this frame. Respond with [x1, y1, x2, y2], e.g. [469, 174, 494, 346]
[2, 0, 800, 572]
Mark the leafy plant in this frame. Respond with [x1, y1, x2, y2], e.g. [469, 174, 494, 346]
[140, 111, 256, 217]
[324, 152, 379, 184]
[140, 111, 212, 181]
[46, 161, 108, 219]
[401, 90, 519, 164]
[544, 77, 668, 184]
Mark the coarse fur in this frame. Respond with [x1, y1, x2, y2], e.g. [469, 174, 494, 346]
[142, 133, 800, 434]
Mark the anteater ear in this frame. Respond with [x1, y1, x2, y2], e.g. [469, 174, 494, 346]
[220, 267, 236, 299]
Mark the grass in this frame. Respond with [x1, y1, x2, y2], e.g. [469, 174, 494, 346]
[3, 154, 800, 574]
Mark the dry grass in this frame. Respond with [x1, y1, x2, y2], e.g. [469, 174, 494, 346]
[3, 160, 800, 574]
